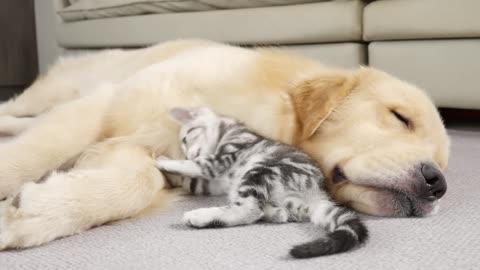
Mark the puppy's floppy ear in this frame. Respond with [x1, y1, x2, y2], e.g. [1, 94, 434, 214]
[169, 107, 193, 124]
[290, 71, 357, 143]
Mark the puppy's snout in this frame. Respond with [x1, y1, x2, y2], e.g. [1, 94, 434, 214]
[420, 163, 447, 200]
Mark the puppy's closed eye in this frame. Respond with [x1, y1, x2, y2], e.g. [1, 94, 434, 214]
[391, 110, 413, 130]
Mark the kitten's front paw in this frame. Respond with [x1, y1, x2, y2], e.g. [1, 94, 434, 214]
[155, 156, 171, 170]
[183, 208, 226, 228]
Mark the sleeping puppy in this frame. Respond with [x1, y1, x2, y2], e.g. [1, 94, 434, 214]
[0, 40, 448, 249]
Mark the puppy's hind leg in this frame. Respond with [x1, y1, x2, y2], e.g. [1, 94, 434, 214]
[0, 116, 36, 136]
[0, 86, 113, 198]
[0, 77, 81, 117]
[0, 142, 167, 250]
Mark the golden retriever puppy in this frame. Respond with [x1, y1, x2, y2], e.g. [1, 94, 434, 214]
[0, 40, 449, 250]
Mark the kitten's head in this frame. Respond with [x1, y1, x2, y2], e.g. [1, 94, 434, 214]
[169, 107, 229, 159]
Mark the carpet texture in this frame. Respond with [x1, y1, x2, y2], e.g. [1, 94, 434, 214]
[0, 128, 479, 270]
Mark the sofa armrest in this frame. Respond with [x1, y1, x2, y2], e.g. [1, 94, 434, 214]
[53, 0, 69, 23]
[53, 0, 69, 10]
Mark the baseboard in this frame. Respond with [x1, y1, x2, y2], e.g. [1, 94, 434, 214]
[439, 108, 480, 126]
[0, 86, 23, 101]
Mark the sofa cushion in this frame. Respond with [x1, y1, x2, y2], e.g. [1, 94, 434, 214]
[364, 0, 480, 41]
[58, 0, 331, 22]
[56, 1, 364, 48]
[61, 43, 366, 69]
[286, 43, 365, 68]
[369, 40, 480, 109]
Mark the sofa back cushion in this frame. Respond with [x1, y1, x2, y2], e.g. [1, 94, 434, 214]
[58, 0, 332, 22]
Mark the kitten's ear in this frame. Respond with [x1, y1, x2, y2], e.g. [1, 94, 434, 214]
[169, 107, 194, 124]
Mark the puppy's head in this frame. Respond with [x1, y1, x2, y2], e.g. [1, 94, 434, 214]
[293, 67, 450, 217]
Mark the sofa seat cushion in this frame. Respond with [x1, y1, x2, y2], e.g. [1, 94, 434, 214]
[58, 0, 332, 22]
[62, 43, 366, 68]
[369, 40, 480, 109]
[364, 0, 480, 41]
[56, 1, 364, 48]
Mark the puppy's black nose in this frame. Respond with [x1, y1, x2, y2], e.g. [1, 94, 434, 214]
[421, 163, 447, 200]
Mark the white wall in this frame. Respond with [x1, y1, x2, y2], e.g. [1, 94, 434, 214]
[34, 0, 63, 74]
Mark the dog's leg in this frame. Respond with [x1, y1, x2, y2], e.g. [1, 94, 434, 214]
[0, 116, 36, 136]
[0, 87, 113, 198]
[0, 141, 166, 250]
[0, 76, 82, 117]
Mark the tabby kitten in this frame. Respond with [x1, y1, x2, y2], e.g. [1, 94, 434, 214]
[156, 107, 368, 258]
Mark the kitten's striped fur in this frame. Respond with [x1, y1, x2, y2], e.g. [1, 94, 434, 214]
[156, 107, 368, 258]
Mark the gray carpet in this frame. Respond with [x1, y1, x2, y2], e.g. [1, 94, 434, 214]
[0, 128, 479, 270]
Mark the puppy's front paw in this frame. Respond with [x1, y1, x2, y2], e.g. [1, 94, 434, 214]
[183, 208, 226, 228]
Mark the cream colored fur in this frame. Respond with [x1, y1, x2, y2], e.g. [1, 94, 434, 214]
[0, 40, 449, 249]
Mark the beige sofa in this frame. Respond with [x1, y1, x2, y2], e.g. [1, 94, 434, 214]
[364, 0, 480, 110]
[36, 0, 480, 109]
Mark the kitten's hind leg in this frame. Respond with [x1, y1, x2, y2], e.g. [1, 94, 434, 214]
[183, 196, 263, 228]
[181, 177, 208, 195]
[182, 177, 226, 196]
[263, 205, 289, 223]
[284, 196, 311, 222]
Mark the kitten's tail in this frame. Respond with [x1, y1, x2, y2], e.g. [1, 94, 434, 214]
[290, 201, 368, 258]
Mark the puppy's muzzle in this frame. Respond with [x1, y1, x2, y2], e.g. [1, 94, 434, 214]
[329, 162, 447, 217]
